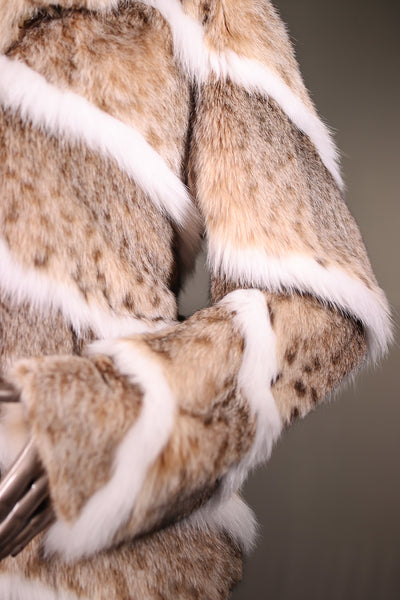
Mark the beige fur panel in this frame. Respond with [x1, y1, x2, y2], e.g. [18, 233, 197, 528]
[190, 80, 377, 290]
[0, 520, 242, 600]
[211, 277, 368, 426]
[105, 306, 256, 542]
[9, 354, 143, 522]
[7, 4, 191, 174]
[182, 0, 314, 110]
[267, 292, 368, 426]
[0, 107, 177, 322]
[0, 1, 120, 54]
[0, 292, 90, 474]
[0, 295, 79, 375]
[4, 305, 254, 551]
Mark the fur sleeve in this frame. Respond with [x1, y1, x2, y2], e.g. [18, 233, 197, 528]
[183, 0, 391, 361]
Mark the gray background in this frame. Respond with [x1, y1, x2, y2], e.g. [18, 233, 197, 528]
[180, 0, 400, 598]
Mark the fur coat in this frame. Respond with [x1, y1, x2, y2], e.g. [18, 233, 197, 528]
[0, 1, 392, 598]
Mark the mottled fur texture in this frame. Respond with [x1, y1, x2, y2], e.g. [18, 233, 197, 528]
[0, 1, 390, 599]
[1, 521, 243, 600]
[190, 81, 375, 288]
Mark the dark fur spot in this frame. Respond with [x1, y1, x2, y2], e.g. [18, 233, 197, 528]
[194, 335, 212, 347]
[271, 372, 282, 387]
[204, 414, 213, 427]
[304, 365, 312, 374]
[294, 380, 307, 397]
[311, 387, 318, 404]
[202, 2, 211, 25]
[5, 211, 18, 224]
[96, 269, 106, 284]
[291, 407, 299, 421]
[285, 347, 297, 365]
[33, 252, 49, 268]
[102, 286, 111, 305]
[123, 294, 135, 311]
[152, 294, 161, 307]
[267, 302, 275, 326]
[315, 257, 328, 268]
[93, 248, 102, 263]
[313, 357, 321, 370]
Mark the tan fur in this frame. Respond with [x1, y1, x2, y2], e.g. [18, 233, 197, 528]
[115, 307, 256, 540]
[1, 6, 196, 322]
[182, 0, 314, 110]
[0, 2, 382, 599]
[7, 5, 191, 174]
[11, 354, 143, 521]
[190, 81, 378, 290]
[0, 521, 243, 600]
[0, 108, 178, 321]
[0, 1, 118, 53]
[211, 279, 368, 425]
[0, 296, 79, 374]
[8, 307, 255, 543]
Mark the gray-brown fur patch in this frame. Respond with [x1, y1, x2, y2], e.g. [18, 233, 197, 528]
[0, 517, 243, 600]
[190, 81, 378, 296]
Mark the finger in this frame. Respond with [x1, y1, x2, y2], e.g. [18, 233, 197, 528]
[0, 474, 49, 555]
[10, 504, 55, 558]
[0, 382, 20, 403]
[0, 440, 44, 521]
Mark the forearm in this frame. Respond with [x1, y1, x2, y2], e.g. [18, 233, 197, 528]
[212, 278, 368, 426]
[7, 281, 367, 560]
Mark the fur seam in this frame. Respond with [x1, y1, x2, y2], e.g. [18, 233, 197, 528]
[0, 55, 198, 230]
[0, 238, 173, 339]
[209, 243, 392, 362]
[219, 289, 282, 494]
[188, 493, 258, 555]
[140, 0, 342, 189]
[0, 574, 84, 600]
[44, 340, 175, 561]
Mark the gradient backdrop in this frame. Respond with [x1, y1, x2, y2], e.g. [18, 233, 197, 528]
[179, 0, 400, 598]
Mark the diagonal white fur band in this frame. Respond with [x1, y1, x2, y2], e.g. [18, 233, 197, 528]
[140, 0, 343, 189]
[44, 340, 175, 561]
[218, 289, 282, 494]
[209, 244, 392, 362]
[0, 55, 197, 230]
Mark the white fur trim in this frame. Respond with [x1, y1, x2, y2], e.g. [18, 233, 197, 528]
[141, 0, 343, 189]
[212, 51, 343, 189]
[0, 238, 173, 339]
[209, 244, 392, 362]
[0, 574, 84, 600]
[189, 493, 258, 554]
[45, 340, 175, 560]
[141, 0, 210, 81]
[0, 55, 198, 230]
[218, 290, 282, 496]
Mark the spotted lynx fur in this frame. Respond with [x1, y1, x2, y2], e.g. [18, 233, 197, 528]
[0, 1, 391, 598]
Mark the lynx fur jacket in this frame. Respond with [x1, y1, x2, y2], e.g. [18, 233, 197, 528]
[0, 1, 392, 598]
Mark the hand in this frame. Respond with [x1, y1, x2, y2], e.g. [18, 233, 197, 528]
[0, 382, 55, 560]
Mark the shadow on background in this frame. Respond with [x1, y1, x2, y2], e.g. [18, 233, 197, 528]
[180, 0, 399, 597]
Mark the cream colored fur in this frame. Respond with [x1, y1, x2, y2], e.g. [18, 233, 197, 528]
[0, 1, 391, 599]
